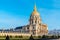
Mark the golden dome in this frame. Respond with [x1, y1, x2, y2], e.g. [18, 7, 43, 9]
[32, 11, 39, 16]
[32, 4, 40, 16]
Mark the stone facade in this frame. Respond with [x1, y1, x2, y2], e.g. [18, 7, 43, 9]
[20, 4, 48, 36]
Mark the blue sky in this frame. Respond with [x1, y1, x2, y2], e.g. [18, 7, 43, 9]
[0, 0, 60, 30]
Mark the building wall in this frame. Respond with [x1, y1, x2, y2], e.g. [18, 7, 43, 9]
[0, 32, 31, 36]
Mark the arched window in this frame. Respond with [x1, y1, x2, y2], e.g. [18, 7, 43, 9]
[35, 21, 36, 24]
[33, 25, 35, 29]
[27, 27, 29, 29]
[32, 21, 33, 24]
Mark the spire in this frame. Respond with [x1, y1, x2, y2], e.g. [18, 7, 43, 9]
[31, 3, 40, 16]
[34, 3, 37, 11]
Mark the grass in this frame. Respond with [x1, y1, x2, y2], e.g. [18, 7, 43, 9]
[0, 36, 41, 40]
[0, 35, 60, 40]
[0, 38, 29, 40]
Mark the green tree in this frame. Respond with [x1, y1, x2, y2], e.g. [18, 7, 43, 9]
[42, 35, 47, 38]
[29, 35, 34, 40]
[5, 35, 10, 40]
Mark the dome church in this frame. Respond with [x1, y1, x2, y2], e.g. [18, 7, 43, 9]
[0, 4, 48, 36]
